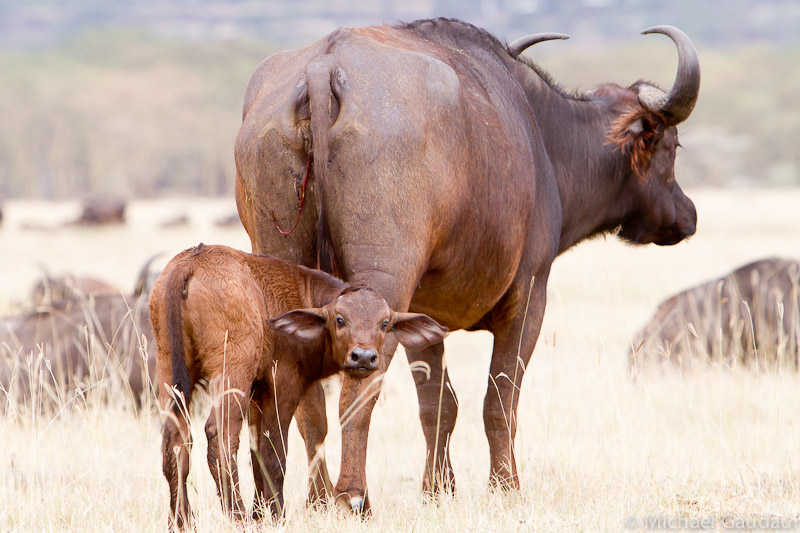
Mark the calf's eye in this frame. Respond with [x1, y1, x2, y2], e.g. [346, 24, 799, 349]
[381, 320, 389, 332]
[336, 316, 345, 328]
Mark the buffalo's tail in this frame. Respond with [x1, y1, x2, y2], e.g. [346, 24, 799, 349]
[306, 58, 344, 278]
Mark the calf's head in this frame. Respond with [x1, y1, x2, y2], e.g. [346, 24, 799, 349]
[269, 286, 449, 378]
[603, 25, 700, 246]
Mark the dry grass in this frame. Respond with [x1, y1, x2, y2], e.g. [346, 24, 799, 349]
[1, 190, 800, 531]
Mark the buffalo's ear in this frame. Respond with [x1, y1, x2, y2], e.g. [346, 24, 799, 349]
[269, 308, 328, 343]
[607, 107, 663, 179]
[391, 312, 449, 351]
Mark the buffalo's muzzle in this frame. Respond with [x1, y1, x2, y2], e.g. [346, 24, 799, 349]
[345, 347, 379, 376]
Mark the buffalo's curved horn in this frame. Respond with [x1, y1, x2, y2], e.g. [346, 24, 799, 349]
[508, 33, 569, 57]
[133, 252, 163, 297]
[639, 25, 701, 126]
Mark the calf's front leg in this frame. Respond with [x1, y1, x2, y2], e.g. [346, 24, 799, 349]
[294, 380, 334, 505]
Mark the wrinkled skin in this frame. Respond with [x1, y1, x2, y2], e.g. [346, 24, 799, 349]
[234, 18, 700, 511]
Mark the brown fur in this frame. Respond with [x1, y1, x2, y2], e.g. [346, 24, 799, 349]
[234, 18, 700, 508]
[149, 244, 446, 528]
[607, 106, 666, 180]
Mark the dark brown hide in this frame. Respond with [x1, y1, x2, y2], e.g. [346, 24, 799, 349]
[0, 293, 155, 408]
[68, 197, 126, 226]
[30, 274, 117, 306]
[1, 256, 161, 409]
[149, 244, 445, 528]
[234, 18, 700, 509]
[630, 258, 800, 374]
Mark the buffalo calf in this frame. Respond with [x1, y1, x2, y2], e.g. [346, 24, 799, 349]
[149, 244, 447, 528]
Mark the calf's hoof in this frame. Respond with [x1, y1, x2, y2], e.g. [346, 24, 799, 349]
[169, 512, 194, 532]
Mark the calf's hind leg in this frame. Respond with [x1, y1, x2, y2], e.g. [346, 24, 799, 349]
[249, 386, 268, 519]
[205, 375, 253, 520]
[295, 381, 333, 505]
[162, 414, 193, 530]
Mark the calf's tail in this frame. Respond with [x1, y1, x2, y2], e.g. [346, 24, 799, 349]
[164, 254, 196, 411]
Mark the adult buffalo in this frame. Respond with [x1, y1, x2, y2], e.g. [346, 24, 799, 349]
[235, 18, 700, 511]
[0, 256, 160, 409]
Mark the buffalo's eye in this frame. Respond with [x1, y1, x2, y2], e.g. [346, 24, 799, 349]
[381, 320, 389, 332]
[336, 316, 345, 328]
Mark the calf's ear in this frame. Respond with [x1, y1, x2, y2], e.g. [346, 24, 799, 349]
[269, 308, 328, 343]
[391, 312, 449, 351]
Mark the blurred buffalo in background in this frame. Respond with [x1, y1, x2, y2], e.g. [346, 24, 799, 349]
[30, 271, 117, 307]
[0, 255, 160, 410]
[630, 257, 800, 374]
[67, 196, 127, 226]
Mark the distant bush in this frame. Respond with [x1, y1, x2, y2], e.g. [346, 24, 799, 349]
[0, 30, 797, 199]
[0, 30, 278, 199]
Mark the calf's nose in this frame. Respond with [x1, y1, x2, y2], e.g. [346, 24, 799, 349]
[349, 347, 378, 368]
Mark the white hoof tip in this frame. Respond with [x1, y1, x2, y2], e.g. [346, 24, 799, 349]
[349, 496, 364, 513]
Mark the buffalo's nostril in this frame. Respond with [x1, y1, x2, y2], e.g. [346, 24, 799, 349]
[349, 347, 378, 367]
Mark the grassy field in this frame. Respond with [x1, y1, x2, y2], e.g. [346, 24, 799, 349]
[1, 190, 799, 531]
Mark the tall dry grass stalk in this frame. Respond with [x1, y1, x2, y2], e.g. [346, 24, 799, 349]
[1, 193, 799, 530]
[630, 258, 800, 375]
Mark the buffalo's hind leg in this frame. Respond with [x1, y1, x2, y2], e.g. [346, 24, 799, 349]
[407, 341, 458, 496]
[484, 269, 549, 489]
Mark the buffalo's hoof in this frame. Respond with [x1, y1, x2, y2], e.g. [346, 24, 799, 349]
[422, 469, 457, 498]
[488, 472, 521, 492]
[334, 492, 371, 517]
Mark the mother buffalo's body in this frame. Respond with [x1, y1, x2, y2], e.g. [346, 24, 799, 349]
[235, 18, 700, 512]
